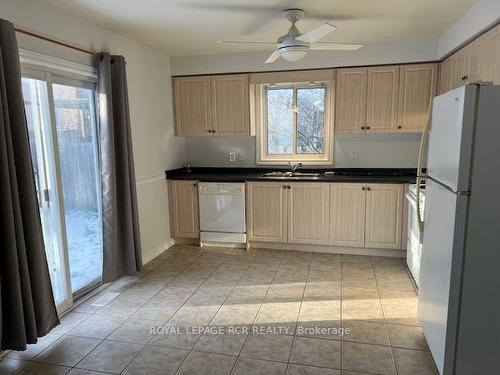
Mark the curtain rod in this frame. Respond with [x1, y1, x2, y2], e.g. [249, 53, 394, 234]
[14, 27, 100, 57]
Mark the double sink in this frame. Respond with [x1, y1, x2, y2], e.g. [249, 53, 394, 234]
[260, 171, 325, 180]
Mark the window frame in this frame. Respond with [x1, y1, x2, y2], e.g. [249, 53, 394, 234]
[254, 79, 334, 165]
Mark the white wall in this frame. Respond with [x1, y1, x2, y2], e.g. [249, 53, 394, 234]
[438, 0, 500, 58]
[173, 40, 436, 169]
[1, 0, 185, 263]
[185, 134, 422, 169]
[171, 40, 438, 75]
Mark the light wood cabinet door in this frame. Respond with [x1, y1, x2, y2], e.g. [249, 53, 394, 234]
[335, 68, 367, 134]
[211, 74, 250, 136]
[452, 49, 468, 89]
[483, 25, 500, 84]
[466, 38, 484, 83]
[397, 64, 438, 133]
[287, 183, 330, 245]
[330, 183, 366, 248]
[365, 184, 403, 249]
[366, 66, 399, 133]
[173, 76, 212, 136]
[439, 57, 454, 95]
[168, 180, 199, 238]
[246, 182, 287, 242]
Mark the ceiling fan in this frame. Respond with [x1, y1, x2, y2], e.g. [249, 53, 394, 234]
[217, 8, 363, 63]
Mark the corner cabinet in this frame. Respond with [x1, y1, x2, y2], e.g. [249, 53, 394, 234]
[168, 180, 199, 238]
[173, 74, 250, 136]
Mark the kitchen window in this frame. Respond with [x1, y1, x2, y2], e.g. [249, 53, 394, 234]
[254, 78, 333, 165]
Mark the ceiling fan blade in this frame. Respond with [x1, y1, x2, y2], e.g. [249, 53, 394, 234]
[309, 43, 364, 51]
[265, 50, 280, 64]
[217, 40, 275, 45]
[296, 23, 337, 43]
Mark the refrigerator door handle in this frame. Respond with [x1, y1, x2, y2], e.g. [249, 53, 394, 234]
[416, 98, 434, 231]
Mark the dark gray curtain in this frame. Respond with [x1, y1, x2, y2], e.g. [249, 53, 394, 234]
[98, 53, 142, 283]
[0, 19, 59, 351]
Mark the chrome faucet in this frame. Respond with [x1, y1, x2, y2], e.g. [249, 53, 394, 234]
[288, 162, 303, 173]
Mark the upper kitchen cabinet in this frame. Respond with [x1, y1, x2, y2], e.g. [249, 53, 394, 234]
[174, 76, 213, 136]
[397, 64, 438, 133]
[335, 67, 367, 134]
[211, 74, 250, 136]
[366, 65, 400, 133]
[173, 74, 250, 136]
[483, 25, 500, 84]
[439, 57, 454, 94]
[451, 39, 484, 88]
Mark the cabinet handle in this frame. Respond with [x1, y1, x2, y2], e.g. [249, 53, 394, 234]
[398, 126, 402, 129]
[208, 130, 212, 133]
[362, 187, 366, 191]
[193, 183, 197, 187]
[361, 126, 365, 130]
[212, 129, 216, 133]
[366, 126, 371, 130]
[462, 75, 469, 81]
[366, 187, 371, 191]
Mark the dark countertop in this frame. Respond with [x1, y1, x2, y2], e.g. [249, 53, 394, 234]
[165, 167, 417, 184]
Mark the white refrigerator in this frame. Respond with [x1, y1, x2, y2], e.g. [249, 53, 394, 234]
[418, 84, 500, 375]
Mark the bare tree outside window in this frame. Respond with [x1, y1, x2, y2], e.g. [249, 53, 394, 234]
[265, 85, 326, 157]
[297, 88, 325, 154]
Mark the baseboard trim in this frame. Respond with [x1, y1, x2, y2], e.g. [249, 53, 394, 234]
[248, 241, 406, 257]
[142, 240, 173, 264]
[173, 237, 200, 245]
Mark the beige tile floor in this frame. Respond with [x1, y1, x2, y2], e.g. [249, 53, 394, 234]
[0, 245, 439, 375]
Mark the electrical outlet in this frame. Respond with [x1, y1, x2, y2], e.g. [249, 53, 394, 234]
[229, 152, 236, 162]
[351, 149, 359, 160]
[237, 152, 244, 162]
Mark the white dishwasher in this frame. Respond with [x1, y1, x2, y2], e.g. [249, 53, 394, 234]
[198, 182, 246, 246]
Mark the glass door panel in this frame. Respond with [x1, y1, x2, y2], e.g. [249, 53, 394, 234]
[52, 83, 102, 294]
[22, 77, 69, 311]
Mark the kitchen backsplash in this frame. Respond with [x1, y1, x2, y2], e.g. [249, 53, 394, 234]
[184, 133, 422, 168]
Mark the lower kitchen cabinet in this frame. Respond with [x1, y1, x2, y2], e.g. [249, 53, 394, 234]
[330, 183, 403, 249]
[246, 181, 404, 250]
[168, 180, 199, 238]
[288, 183, 330, 245]
[246, 182, 287, 242]
[365, 184, 404, 249]
[330, 183, 366, 248]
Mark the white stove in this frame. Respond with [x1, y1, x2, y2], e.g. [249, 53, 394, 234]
[406, 183, 425, 287]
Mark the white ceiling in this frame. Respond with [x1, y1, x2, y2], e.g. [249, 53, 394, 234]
[43, 0, 479, 56]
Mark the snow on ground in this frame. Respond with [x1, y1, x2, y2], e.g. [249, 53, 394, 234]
[65, 209, 102, 292]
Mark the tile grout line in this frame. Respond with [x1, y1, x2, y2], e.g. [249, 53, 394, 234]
[371, 256, 398, 375]
[227, 249, 286, 375]
[65, 247, 207, 373]
[285, 252, 313, 373]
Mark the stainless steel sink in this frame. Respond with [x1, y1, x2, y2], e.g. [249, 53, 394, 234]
[261, 171, 322, 179]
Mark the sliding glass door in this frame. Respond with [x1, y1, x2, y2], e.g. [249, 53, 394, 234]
[22, 71, 102, 312]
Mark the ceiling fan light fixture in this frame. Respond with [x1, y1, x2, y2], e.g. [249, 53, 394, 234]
[279, 46, 308, 62]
